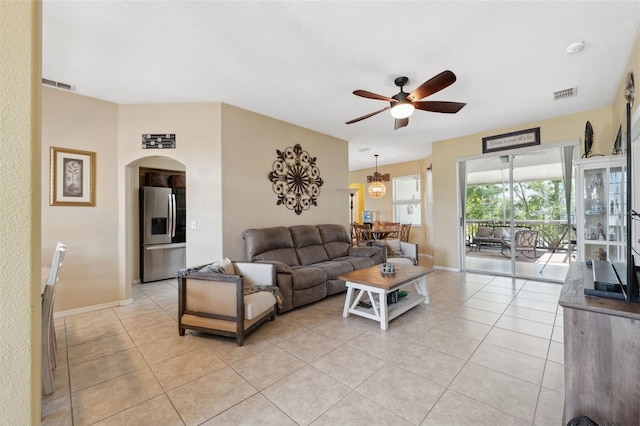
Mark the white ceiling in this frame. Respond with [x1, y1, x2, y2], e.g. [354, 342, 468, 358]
[42, 1, 640, 171]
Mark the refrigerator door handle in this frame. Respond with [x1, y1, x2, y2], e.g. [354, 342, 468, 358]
[144, 243, 186, 250]
[167, 193, 174, 238]
[171, 194, 177, 238]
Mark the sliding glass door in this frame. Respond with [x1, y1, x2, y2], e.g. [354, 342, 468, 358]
[461, 143, 576, 281]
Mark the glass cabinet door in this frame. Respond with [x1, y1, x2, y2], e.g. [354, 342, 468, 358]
[607, 165, 626, 262]
[577, 157, 627, 263]
[583, 167, 607, 261]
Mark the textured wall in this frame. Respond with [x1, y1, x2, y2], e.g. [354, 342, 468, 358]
[0, 1, 42, 423]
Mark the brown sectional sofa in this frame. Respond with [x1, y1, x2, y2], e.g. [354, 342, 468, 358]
[242, 224, 384, 312]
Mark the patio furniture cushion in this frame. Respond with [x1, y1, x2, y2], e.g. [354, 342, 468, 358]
[492, 227, 509, 239]
[476, 227, 493, 238]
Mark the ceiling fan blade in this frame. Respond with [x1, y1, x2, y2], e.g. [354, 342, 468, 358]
[408, 70, 457, 102]
[353, 90, 396, 102]
[345, 106, 390, 124]
[394, 117, 409, 130]
[414, 101, 466, 114]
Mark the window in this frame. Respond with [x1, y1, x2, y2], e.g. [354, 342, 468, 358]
[393, 175, 421, 226]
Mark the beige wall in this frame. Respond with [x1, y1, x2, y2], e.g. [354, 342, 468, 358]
[41, 96, 350, 312]
[0, 1, 41, 422]
[42, 88, 120, 311]
[349, 158, 430, 252]
[432, 107, 613, 269]
[612, 27, 640, 132]
[221, 104, 350, 260]
[118, 103, 222, 276]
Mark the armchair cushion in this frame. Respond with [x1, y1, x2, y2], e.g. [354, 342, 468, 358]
[381, 239, 403, 256]
[492, 227, 509, 239]
[384, 240, 419, 265]
[476, 226, 493, 238]
[244, 291, 278, 320]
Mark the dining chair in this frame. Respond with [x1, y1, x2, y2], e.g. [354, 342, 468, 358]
[385, 222, 401, 239]
[42, 242, 66, 396]
[399, 223, 412, 242]
[353, 224, 374, 246]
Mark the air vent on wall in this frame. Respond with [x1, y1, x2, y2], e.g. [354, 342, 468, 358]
[142, 134, 176, 149]
[42, 78, 74, 91]
[553, 87, 577, 100]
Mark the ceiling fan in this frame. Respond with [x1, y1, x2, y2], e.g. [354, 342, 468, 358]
[345, 70, 466, 130]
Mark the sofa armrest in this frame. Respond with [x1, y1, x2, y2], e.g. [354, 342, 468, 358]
[349, 244, 386, 264]
[233, 262, 276, 287]
[348, 246, 382, 258]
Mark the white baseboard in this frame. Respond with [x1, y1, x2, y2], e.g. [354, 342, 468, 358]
[54, 298, 133, 319]
[434, 265, 461, 272]
[132, 278, 141, 284]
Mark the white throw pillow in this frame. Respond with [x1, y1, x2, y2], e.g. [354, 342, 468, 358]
[384, 239, 403, 256]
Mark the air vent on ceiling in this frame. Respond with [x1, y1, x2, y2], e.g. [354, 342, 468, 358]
[42, 78, 75, 91]
[553, 87, 577, 100]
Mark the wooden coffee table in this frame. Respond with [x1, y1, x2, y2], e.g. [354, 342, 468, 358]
[339, 264, 431, 330]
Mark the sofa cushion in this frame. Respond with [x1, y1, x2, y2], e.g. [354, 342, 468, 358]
[317, 224, 351, 259]
[313, 260, 354, 280]
[337, 255, 377, 270]
[476, 226, 493, 238]
[243, 227, 300, 266]
[290, 225, 330, 265]
[290, 266, 327, 290]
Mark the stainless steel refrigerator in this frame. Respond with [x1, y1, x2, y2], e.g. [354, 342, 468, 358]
[140, 186, 186, 282]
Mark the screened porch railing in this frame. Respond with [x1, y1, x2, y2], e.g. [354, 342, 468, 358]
[465, 219, 574, 251]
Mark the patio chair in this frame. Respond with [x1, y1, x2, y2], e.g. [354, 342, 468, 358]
[501, 230, 539, 258]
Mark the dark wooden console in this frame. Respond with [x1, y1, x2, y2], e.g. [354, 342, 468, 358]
[559, 262, 640, 425]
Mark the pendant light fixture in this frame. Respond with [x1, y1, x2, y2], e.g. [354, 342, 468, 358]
[367, 154, 390, 198]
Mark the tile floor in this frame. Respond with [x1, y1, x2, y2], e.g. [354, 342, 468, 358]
[42, 270, 565, 425]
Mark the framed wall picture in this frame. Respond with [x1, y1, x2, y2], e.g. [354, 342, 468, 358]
[482, 127, 541, 154]
[50, 147, 96, 206]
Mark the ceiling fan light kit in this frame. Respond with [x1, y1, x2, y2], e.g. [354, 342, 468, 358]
[346, 70, 466, 130]
[390, 101, 415, 119]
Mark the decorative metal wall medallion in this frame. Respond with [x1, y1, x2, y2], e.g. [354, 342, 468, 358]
[268, 144, 323, 215]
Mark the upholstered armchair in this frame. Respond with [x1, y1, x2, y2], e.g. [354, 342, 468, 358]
[178, 261, 278, 346]
[373, 239, 419, 265]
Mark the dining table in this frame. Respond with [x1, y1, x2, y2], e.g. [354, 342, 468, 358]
[370, 227, 399, 240]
